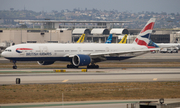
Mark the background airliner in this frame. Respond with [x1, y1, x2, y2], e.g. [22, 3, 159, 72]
[118, 34, 128, 44]
[105, 34, 113, 43]
[1, 18, 159, 69]
[76, 34, 85, 43]
[105, 34, 128, 44]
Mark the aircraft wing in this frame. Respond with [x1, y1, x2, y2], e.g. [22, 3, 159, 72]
[64, 48, 160, 58]
[90, 48, 160, 56]
[157, 43, 180, 49]
[64, 54, 75, 57]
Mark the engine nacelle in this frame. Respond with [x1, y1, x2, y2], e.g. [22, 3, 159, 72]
[72, 54, 91, 66]
[37, 61, 55, 65]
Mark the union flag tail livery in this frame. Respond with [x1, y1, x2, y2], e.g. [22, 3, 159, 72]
[133, 18, 159, 48]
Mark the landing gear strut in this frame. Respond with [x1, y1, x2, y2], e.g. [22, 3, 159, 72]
[12, 60, 17, 69]
[67, 64, 79, 68]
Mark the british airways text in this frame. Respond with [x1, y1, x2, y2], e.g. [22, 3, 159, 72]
[26, 52, 52, 56]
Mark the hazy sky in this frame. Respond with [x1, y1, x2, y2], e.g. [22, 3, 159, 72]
[0, 0, 180, 13]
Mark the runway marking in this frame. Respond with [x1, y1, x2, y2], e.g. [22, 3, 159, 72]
[153, 78, 157, 81]
[62, 79, 69, 82]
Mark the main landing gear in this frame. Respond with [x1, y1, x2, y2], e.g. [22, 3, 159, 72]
[11, 60, 17, 69]
[67, 64, 79, 68]
[66, 64, 99, 69]
[87, 64, 99, 69]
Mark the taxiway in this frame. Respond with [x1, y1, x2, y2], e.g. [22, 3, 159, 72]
[0, 68, 180, 85]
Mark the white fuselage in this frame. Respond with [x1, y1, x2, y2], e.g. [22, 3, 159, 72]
[2, 43, 148, 61]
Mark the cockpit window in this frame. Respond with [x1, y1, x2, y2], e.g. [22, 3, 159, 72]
[4, 49, 11, 52]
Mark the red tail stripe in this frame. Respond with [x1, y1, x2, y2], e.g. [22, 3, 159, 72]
[140, 22, 155, 33]
[135, 38, 148, 46]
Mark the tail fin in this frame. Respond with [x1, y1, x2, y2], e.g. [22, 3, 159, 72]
[133, 18, 159, 48]
[119, 34, 128, 44]
[105, 34, 113, 43]
[80, 34, 85, 43]
[77, 34, 85, 43]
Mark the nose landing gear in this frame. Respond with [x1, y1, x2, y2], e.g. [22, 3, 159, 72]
[13, 65, 17, 69]
[11, 60, 17, 69]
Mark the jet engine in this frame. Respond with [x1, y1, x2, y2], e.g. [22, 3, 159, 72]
[72, 54, 91, 66]
[37, 61, 55, 65]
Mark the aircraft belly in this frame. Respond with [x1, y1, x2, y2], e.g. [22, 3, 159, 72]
[5, 57, 71, 61]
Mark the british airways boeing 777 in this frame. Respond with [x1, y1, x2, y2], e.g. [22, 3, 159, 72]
[1, 18, 159, 69]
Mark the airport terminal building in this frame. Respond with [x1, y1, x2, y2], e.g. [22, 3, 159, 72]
[0, 20, 180, 51]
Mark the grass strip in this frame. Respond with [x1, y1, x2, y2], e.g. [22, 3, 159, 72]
[0, 82, 180, 104]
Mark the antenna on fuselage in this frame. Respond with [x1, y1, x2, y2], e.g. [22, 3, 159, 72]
[12, 43, 15, 46]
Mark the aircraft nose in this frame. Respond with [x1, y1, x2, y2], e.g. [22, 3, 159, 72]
[1, 52, 6, 57]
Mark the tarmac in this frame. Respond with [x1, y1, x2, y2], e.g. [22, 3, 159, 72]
[0, 68, 180, 85]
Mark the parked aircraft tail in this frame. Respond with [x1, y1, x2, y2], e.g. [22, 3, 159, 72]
[105, 34, 113, 43]
[133, 18, 159, 48]
[119, 34, 128, 44]
[77, 34, 85, 43]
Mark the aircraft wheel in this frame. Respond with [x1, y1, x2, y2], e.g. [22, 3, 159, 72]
[87, 65, 91, 69]
[87, 65, 99, 69]
[67, 65, 78, 68]
[67, 64, 72, 68]
[13, 66, 17, 69]
[74, 66, 79, 68]
[95, 65, 99, 69]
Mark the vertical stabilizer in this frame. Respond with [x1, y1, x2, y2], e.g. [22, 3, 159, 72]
[133, 18, 159, 48]
[105, 34, 113, 43]
[119, 34, 128, 44]
[77, 34, 85, 43]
